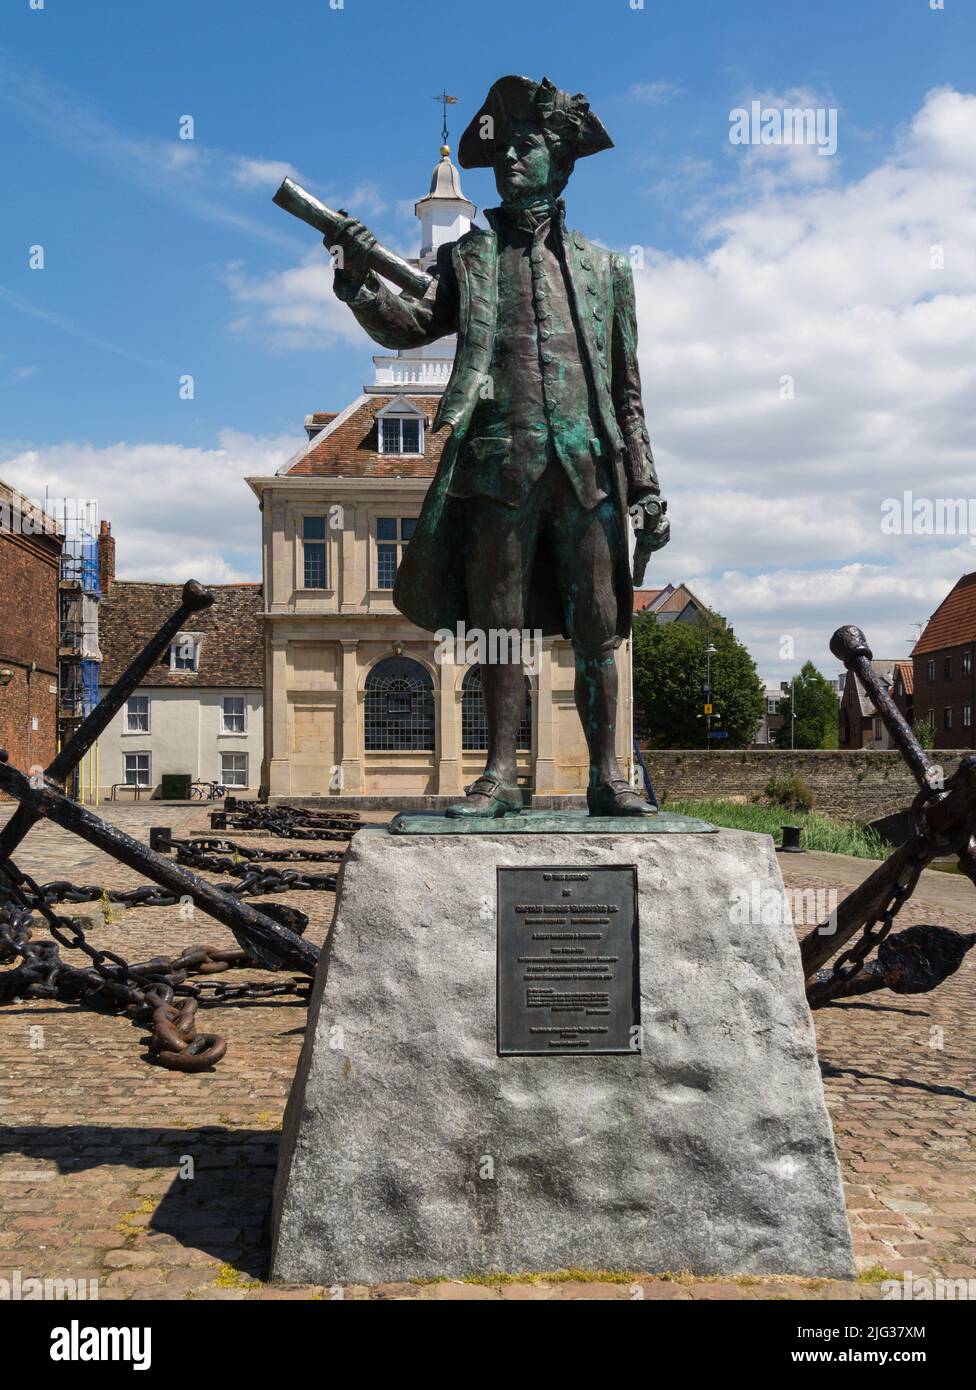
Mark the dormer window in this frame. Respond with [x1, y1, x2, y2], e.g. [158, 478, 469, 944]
[169, 633, 201, 672]
[376, 398, 426, 456]
[379, 416, 422, 455]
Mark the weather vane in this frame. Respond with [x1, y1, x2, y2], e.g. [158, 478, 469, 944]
[432, 90, 458, 148]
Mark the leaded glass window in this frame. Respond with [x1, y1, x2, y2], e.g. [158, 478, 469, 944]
[376, 517, 416, 589]
[461, 666, 532, 751]
[378, 416, 422, 455]
[303, 515, 327, 589]
[364, 657, 435, 751]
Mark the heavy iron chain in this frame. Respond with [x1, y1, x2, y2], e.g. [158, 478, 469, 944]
[823, 849, 925, 984]
[173, 835, 343, 864]
[8, 836, 340, 916]
[809, 779, 943, 1003]
[0, 854, 315, 1072]
[162, 834, 340, 895]
[0, 810, 352, 1070]
[219, 804, 359, 841]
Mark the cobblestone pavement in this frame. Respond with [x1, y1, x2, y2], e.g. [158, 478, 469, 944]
[1, 809, 973, 1301]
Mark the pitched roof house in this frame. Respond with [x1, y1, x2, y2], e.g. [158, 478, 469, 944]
[911, 571, 976, 748]
[633, 583, 712, 623]
[94, 581, 264, 797]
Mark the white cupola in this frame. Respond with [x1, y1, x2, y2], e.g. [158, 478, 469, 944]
[414, 145, 476, 269]
[367, 142, 475, 395]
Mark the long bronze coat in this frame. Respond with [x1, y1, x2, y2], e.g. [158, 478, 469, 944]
[338, 207, 659, 639]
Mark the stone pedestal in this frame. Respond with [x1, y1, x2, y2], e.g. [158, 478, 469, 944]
[271, 827, 854, 1282]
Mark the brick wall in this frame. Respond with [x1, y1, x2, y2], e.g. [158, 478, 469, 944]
[913, 645, 976, 749]
[644, 748, 970, 822]
[0, 529, 61, 782]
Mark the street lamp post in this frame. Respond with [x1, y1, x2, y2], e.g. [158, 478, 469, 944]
[791, 675, 797, 750]
[704, 642, 717, 749]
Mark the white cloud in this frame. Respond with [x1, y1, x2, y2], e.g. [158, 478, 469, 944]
[0, 430, 299, 583]
[633, 86, 976, 679]
[727, 87, 842, 188]
[629, 81, 682, 106]
[231, 157, 303, 190]
[222, 254, 375, 350]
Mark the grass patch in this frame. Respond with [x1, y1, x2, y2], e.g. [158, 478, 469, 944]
[857, 1263, 896, 1283]
[213, 1264, 262, 1290]
[663, 798, 887, 859]
[116, 1196, 156, 1237]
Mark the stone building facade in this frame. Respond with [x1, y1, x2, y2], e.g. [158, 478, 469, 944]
[247, 146, 635, 802]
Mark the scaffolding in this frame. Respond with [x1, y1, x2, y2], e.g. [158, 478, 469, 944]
[56, 499, 102, 802]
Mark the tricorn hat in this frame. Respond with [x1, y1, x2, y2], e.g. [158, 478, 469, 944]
[458, 75, 613, 170]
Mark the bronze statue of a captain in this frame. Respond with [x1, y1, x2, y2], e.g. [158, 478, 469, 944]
[330, 76, 670, 817]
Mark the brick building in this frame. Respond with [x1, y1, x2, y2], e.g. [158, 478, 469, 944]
[0, 480, 62, 786]
[838, 659, 913, 749]
[912, 571, 976, 749]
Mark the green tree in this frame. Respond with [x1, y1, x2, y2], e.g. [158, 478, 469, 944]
[632, 611, 765, 749]
[913, 719, 934, 750]
[774, 661, 838, 749]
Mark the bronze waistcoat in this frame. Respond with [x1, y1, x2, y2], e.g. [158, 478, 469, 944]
[455, 207, 609, 509]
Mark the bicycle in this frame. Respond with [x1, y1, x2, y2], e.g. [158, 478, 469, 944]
[189, 779, 228, 802]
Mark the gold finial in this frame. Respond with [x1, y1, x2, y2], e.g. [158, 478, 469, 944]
[440, 144, 450, 158]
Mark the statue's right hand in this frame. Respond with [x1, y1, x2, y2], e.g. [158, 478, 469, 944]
[326, 214, 376, 287]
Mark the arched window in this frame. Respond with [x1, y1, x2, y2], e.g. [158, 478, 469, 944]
[364, 657, 435, 751]
[461, 666, 532, 751]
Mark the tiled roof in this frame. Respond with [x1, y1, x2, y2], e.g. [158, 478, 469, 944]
[854, 659, 899, 717]
[633, 588, 665, 612]
[633, 583, 708, 616]
[304, 411, 338, 438]
[912, 572, 976, 656]
[657, 584, 706, 615]
[894, 660, 914, 695]
[286, 395, 444, 478]
[99, 582, 263, 689]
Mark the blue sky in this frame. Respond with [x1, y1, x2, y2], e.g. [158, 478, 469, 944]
[2, 0, 975, 682]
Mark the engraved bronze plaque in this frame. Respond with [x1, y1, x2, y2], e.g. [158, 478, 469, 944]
[496, 865, 640, 1056]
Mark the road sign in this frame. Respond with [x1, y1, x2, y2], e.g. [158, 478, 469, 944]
[704, 703, 713, 715]
[708, 730, 729, 739]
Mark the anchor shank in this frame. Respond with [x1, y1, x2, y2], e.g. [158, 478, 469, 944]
[0, 757, 318, 975]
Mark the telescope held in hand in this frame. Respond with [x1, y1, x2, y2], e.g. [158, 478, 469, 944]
[273, 177, 434, 298]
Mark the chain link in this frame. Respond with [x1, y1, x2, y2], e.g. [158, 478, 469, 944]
[826, 850, 926, 984]
[0, 833, 324, 1072]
